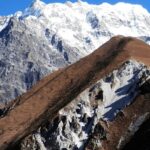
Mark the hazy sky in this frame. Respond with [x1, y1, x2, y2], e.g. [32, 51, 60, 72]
[0, 0, 149, 16]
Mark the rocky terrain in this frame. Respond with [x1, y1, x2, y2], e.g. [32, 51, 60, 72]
[0, 1, 150, 150]
[0, 36, 150, 150]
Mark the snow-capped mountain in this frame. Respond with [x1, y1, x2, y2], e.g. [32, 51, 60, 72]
[0, 0, 150, 149]
[0, 0, 150, 104]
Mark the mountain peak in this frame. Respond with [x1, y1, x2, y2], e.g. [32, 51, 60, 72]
[23, 0, 45, 17]
[31, 0, 45, 7]
[30, 0, 45, 11]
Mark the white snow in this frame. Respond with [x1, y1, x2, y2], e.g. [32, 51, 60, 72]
[94, 60, 146, 121]
[34, 133, 47, 150]
[0, 17, 10, 32]
[20, 0, 150, 55]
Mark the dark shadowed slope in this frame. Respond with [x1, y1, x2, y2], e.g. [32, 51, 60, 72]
[0, 36, 150, 150]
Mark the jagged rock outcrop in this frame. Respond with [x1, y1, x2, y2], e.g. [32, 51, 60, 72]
[0, 36, 150, 150]
[86, 78, 150, 150]
[0, 0, 150, 105]
[21, 60, 150, 150]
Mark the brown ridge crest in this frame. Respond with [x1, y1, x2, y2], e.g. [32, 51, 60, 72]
[0, 36, 150, 149]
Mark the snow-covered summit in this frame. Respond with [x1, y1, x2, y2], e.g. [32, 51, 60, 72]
[23, 0, 46, 17]
[19, 1, 150, 53]
[20, 0, 150, 49]
[23, 0, 150, 20]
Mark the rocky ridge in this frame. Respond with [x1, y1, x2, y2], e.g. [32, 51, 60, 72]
[0, 36, 150, 150]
